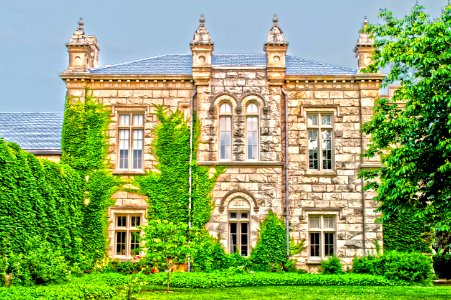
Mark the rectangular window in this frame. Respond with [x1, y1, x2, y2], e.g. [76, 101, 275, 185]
[307, 113, 333, 170]
[229, 211, 249, 256]
[114, 214, 144, 258]
[118, 112, 144, 171]
[219, 116, 232, 160]
[308, 215, 336, 259]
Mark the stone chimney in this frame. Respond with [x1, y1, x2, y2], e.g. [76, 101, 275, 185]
[264, 15, 288, 85]
[190, 15, 214, 85]
[65, 18, 99, 72]
[354, 17, 375, 72]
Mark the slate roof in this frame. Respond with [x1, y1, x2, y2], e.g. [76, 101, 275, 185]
[0, 112, 63, 153]
[89, 54, 356, 76]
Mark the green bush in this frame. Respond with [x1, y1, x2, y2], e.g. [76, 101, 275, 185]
[249, 211, 289, 272]
[352, 255, 382, 275]
[433, 253, 451, 279]
[320, 256, 343, 275]
[353, 251, 433, 283]
[191, 229, 229, 272]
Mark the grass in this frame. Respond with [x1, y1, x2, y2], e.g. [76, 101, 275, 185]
[137, 285, 451, 300]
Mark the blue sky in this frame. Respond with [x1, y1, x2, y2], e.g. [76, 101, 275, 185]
[0, 0, 446, 112]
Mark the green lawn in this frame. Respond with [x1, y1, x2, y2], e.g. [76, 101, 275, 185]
[137, 286, 451, 300]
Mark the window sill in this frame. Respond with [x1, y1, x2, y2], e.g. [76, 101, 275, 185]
[198, 161, 284, 167]
[113, 170, 146, 175]
[306, 258, 322, 265]
[304, 170, 337, 177]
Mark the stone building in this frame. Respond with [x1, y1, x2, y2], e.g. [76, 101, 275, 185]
[1, 16, 384, 269]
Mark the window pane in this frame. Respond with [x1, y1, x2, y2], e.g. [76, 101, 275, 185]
[324, 232, 335, 256]
[133, 129, 143, 170]
[130, 231, 140, 254]
[246, 103, 258, 114]
[119, 130, 130, 169]
[322, 129, 332, 170]
[308, 114, 318, 126]
[310, 232, 320, 257]
[220, 116, 231, 160]
[309, 216, 320, 228]
[247, 117, 258, 160]
[220, 103, 232, 114]
[321, 114, 332, 126]
[230, 212, 237, 219]
[241, 212, 248, 219]
[116, 232, 126, 255]
[119, 114, 130, 126]
[117, 216, 127, 227]
[133, 114, 144, 126]
[131, 216, 141, 227]
[323, 216, 335, 229]
[308, 129, 318, 170]
[230, 223, 237, 253]
[241, 223, 248, 256]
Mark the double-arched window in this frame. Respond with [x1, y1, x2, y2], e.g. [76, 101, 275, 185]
[219, 103, 232, 160]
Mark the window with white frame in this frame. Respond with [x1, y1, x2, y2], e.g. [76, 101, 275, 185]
[219, 103, 232, 160]
[246, 103, 259, 160]
[118, 113, 144, 171]
[309, 215, 336, 258]
[307, 113, 333, 170]
[229, 210, 249, 256]
[114, 213, 143, 258]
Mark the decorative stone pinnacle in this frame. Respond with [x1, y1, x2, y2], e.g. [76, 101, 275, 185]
[78, 17, 84, 31]
[273, 14, 279, 26]
[363, 16, 368, 27]
[199, 14, 205, 27]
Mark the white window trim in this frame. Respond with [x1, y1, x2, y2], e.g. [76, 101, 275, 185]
[117, 112, 145, 172]
[307, 213, 337, 262]
[305, 110, 335, 173]
[228, 210, 250, 256]
[245, 102, 260, 161]
[112, 212, 145, 259]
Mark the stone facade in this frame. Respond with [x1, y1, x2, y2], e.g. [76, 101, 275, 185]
[60, 16, 383, 269]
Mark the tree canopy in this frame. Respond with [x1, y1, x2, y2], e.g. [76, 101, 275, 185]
[362, 4, 451, 246]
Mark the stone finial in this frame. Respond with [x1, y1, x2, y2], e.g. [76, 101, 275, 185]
[265, 14, 288, 45]
[77, 17, 84, 32]
[191, 14, 213, 45]
[356, 16, 374, 46]
[68, 17, 87, 44]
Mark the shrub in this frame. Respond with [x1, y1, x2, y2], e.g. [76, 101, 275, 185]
[353, 251, 433, 283]
[433, 253, 451, 279]
[191, 229, 229, 272]
[352, 255, 382, 275]
[320, 256, 343, 275]
[249, 211, 289, 272]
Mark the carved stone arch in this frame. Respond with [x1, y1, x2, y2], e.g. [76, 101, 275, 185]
[212, 93, 238, 114]
[219, 190, 259, 213]
[239, 93, 269, 114]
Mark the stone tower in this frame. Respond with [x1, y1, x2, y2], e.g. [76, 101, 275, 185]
[354, 17, 375, 72]
[264, 15, 288, 85]
[64, 18, 99, 73]
[190, 15, 214, 86]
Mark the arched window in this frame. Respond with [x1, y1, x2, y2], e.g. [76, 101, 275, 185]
[219, 103, 232, 160]
[228, 198, 251, 256]
[246, 103, 259, 160]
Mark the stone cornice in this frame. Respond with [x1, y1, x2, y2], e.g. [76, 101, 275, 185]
[285, 73, 385, 82]
[59, 72, 193, 82]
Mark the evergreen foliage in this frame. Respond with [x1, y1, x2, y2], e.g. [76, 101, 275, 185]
[249, 211, 290, 272]
[361, 5, 451, 243]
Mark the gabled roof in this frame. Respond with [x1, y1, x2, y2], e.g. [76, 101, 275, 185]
[89, 54, 356, 76]
[0, 112, 63, 154]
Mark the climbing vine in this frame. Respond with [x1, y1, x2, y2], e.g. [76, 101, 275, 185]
[61, 90, 117, 264]
[135, 106, 223, 227]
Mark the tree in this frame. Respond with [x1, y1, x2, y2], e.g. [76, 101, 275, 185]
[361, 4, 451, 251]
[142, 219, 190, 292]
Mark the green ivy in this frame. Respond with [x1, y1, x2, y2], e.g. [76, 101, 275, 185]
[135, 107, 223, 227]
[61, 90, 117, 265]
[383, 211, 433, 253]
